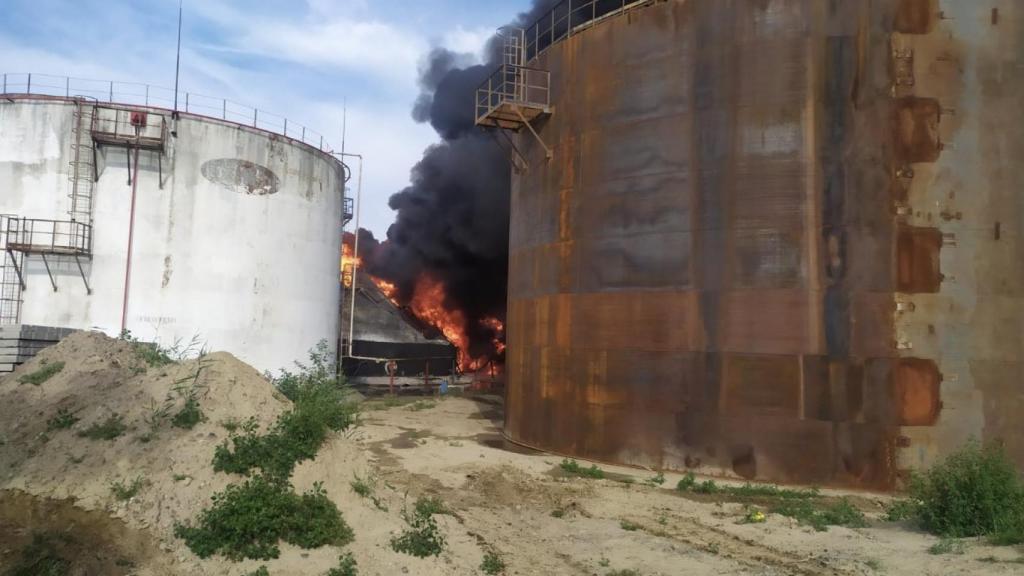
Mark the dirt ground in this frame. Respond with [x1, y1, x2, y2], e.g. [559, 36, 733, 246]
[1, 333, 1023, 575]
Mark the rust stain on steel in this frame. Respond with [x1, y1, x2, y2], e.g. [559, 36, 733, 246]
[893, 0, 936, 34]
[505, 0, 1019, 490]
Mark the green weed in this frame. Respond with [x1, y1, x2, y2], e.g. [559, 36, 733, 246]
[175, 476, 353, 561]
[560, 459, 605, 479]
[770, 498, 867, 532]
[620, 520, 641, 531]
[46, 407, 80, 431]
[551, 509, 565, 518]
[350, 473, 387, 511]
[676, 472, 819, 501]
[645, 472, 666, 487]
[119, 330, 175, 368]
[407, 400, 436, 412]
[244, 567, 269, 576]
[326, 552, 358, 576]
[865, 558, 883, 571]
[111, 476, 146, 501]
[606, 570, 641, 576]
[480, 550, 506, 575]
[19, 361, 65, 386]
[77, 414, 127, 441]
[928, 537, 965, 555]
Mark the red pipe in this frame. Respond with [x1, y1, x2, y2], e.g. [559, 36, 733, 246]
[120, 143, 140, 334]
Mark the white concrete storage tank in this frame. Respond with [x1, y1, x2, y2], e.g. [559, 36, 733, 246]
[0, 79, 348, 373]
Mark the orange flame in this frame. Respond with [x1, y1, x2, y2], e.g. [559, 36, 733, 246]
[341, 241, 504, 372]
[341, 242, 361, 288]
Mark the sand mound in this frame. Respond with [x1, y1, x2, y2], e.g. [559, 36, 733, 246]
[0, 331, 290, 572]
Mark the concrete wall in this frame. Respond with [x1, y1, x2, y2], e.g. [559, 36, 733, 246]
[0, 98, 345, 373]
[505, 0, 1024, 489]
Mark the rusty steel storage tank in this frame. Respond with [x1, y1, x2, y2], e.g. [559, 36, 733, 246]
[491, 0, 1024, 489]
[0, 78, 349, 373]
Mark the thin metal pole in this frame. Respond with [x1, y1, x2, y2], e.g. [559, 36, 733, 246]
[65, 77, 69, 97]
[145, 85, 149, 106]
[253, 109, 258, 128]
[27, 73, 31, 93]
[121, 139, 142, 334]
[337, 153, 363, 359]
[173, 0, 183, 115]
[110, 81, 114, 102]
[223, 99, 227, 119]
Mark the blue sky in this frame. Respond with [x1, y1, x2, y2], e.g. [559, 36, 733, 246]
[0, 0, 532, 235]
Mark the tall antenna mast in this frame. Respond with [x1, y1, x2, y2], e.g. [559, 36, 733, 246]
[173, 0, 183, 116]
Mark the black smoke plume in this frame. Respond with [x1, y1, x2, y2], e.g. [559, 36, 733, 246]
[357, 0, 560, 366]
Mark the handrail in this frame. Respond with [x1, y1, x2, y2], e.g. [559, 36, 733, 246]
[475, 64, 551, 125]
[0, 72, 335, 154]
[5, 218, 92, 255]
[522, 0, 654, 62]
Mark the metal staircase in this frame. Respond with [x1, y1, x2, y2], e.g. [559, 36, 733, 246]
[475, 28, 552, 168]
[68, 98, 97, 225]
[0, 215, 24, 325]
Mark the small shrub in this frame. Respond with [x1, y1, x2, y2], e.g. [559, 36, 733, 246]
[694, 480, 720, 494]
[391, 498, 447, 558]
[560, 459, 604, 479]
[175, 476, 353, 561]
[551, 509, 565, 518]
[19, 361, 65, 386]
[245, 567, 270, 576]
[77, 414, 127, 441]
[864, 558, 883, 571]
[46, 407, 80, 431]
[480, 550, 506, 575]
[607, 570, 641, 576]
[904, 442, 1024, 542]
[414, 496, 449, 517]
[111, 476, 146, 501]
[677, 472, 697, 492]
[171, 397, 204, 429]
[326, 552, 358, 576]
[619, 519, 641, 531]
[213, 365, 357, 481]
[221, 418, 241, 433]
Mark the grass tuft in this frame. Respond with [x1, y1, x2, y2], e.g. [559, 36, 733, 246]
[110, 476, 146, 501]
[480, 550, 506, 575]
[19, 361, 65, 386]
[77, 414, 127, 441]
[46, 407, 80, 431]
